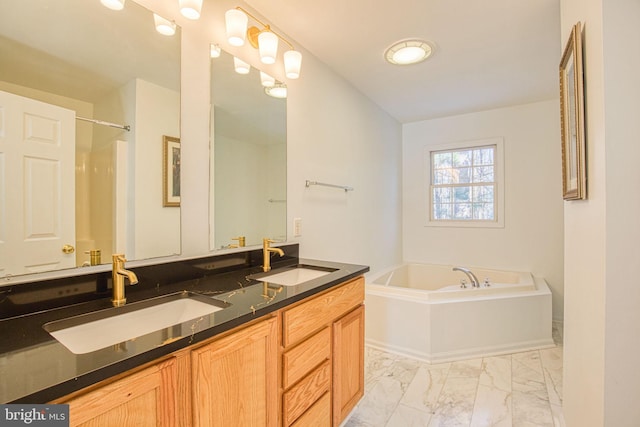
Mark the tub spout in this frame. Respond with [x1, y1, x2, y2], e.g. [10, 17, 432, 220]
[453, 267, 479, 288]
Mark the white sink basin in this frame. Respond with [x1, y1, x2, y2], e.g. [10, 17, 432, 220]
[258, 267, 333, 286]
[44, 292, 228, 354]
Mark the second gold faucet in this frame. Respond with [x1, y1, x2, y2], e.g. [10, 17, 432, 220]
[262, 238, 284, 272]
[112, 254, 138, 307]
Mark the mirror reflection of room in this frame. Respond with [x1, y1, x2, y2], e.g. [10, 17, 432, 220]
[0, 0, 181, 276]
[210, 49, 287, 250]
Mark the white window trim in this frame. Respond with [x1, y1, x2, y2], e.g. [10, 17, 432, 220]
[424, 137, 505, 228]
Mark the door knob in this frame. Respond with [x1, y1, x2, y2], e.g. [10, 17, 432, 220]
[62, 244, 75, 254]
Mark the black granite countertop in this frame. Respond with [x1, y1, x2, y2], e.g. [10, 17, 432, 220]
[0, 244, 369, 403]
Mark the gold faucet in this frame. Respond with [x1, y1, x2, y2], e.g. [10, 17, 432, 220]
[229, 236, 246, 248]
[262, 238, 284, 272]
[111, 254, 138, 307]
[85, 249, 101, 266]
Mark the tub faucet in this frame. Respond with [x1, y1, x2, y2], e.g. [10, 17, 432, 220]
[262, 238, 284, 272]
[453, 267, 480, 288]
[112, 254, 138, 307]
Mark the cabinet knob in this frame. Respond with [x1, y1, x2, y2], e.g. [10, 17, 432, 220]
[62, 244, 75, 254]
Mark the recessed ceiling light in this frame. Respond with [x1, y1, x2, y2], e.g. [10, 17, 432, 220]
[100, 0, 125, 11]
[384, 39, 433, 65]
[265, 82, 287, 99]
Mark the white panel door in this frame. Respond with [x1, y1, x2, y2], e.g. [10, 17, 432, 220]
[0, 90, 75, 276]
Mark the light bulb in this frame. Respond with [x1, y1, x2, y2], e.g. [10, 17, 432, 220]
[154, 14, 176, 36]
[100, 0, 125, 11]
[258, 30, 278, 65]
[233, 57, 251, 74]
[210, 44, 221, 58]
[225, 9, 248, 47]
[260, 72, 275, 87]
[284, 50, 302, 79]
[179, 0, 202, 20]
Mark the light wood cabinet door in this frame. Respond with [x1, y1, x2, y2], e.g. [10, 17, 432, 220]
[64, 358, 178, 427]
[191, 317, 278, 427]
[332, 305, 365, 426]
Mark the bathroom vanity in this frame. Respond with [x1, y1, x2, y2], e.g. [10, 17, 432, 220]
[0, 244, 368, 426]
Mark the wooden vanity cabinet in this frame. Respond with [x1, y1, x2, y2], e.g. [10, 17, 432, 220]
[281, 276, 365, 426]
[55, 276, 364, 427]
[58, 317, 277, 427]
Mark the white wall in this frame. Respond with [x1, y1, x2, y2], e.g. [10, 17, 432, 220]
[213, 134, 272, 247]
[285, 54, 403, 270]
[135, 0, 403, 274]
[601, 0, 640, 423]
[403, 100, 564, 319]
[561, 0, 640, 425]
[560, 1, 606, 425]
[131, 78, 181, 260]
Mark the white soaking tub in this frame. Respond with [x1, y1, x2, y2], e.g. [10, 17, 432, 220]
[365, 263, 554, 363]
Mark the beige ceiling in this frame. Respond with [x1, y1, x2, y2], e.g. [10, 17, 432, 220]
[245, 0, 561, 123]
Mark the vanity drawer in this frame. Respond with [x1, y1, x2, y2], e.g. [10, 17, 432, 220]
[290, 392, 331, 427]
[282, 360, 331, 426]
[283, 327, 330, 389]
[282, 277, 364, 346]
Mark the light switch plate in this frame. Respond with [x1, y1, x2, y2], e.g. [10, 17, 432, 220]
[293, 217, 302, 237]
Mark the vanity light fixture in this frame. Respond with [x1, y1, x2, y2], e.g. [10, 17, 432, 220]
[260, 71, 275, 87]
[100, 0, 125, 11]
[210, 44, 221, 58]
[233, 57, 251, 74]
[179, 0, 202, 20]
[225, 6, 302, 78]
[265, 82, 287, 99]
[384, 39, 433, 65]
[154, 14, 176, 36]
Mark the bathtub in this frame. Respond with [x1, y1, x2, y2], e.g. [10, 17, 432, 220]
[365, 263, 554, 363]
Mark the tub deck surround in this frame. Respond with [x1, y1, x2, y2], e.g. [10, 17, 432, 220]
[0, 243, 369, 404]
[365, 263, 554, 363]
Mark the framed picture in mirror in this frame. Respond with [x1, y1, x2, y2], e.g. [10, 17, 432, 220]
[559, 21, 586, 200]
[163, 135, 181, 207]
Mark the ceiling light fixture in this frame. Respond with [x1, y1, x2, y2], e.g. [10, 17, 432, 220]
[233, 57, 251, 74]
[225, 6, 302, 78]
[260, 72, 275, 87]
[384, 39, 433, 65]
[154, 14, 176, 36]
[100, 0, 125, 11]
[265, 82, 287, 99]
[210, 44, 221, 58]
[179, 0, 203, 20]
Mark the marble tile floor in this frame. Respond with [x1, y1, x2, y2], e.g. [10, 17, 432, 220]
[344, 323, 564, 427]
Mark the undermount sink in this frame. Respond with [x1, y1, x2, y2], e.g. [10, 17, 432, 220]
[254, 266, 336, 286]
[44, 291, 230, 355]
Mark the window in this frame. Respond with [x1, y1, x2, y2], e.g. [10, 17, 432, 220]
[426, 138, 504, 227]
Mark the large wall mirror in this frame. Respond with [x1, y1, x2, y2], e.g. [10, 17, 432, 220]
[0, 0, 181, 278]
[210, 50, 286, 250]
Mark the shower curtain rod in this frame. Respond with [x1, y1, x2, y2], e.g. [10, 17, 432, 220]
[76, 116, 130, 132]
